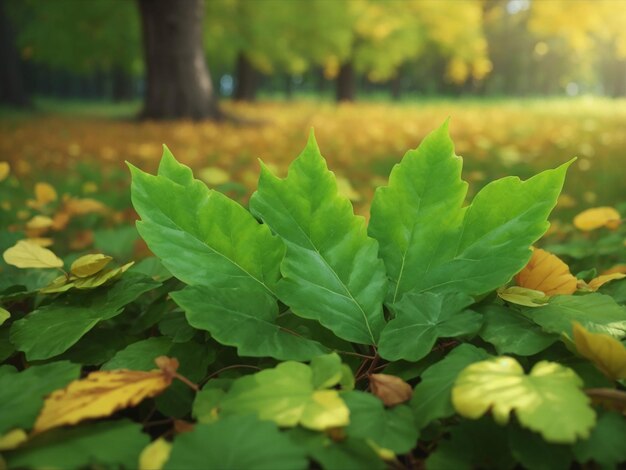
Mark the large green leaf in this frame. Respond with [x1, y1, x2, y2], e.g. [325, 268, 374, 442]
[4, 420, 148, 470]
[452, 357, 595, 443]
[507, 424, 573, 470]
[479, 304, 557, 356]
[0, 361, 80, 433]
[343, 391, 418, 454]
[216, 360, 349, 431]
[165, 415, 308, 470]
[10, 273, 160, 360]
[171, 285, 328, 361]
[369, 122, 570, 303]
[522, 293, 626, 338]
[378, 292, 482, 361]
[410, 344, 490, 430]
[573, 411, 626, 468]
[250, 133, 387, 345]
[129, 147, 284, 293]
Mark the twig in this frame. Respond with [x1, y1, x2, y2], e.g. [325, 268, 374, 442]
[202, 364, 262, 384]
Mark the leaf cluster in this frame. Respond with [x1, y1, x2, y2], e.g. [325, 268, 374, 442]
[1, 123, 626, 469]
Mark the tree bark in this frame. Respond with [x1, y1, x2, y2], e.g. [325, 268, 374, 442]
[138, 0, 220, 120]
[336, 61, 355, 102]
[0, 0, 31, 107]
[234, 52, 258, 101]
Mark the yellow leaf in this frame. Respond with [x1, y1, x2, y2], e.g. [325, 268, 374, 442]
[369, 373, 412, 406]
[73, 261, 134, 289]
[587, 273, 626, 292]
[34, 182, 57, 205]
[70, 254, 113, 278]
[572, 322, 626, 381]
[300, 390, 350, 431]
[39, 275, 74, 294]
[573, 207, 621, 231]
[0, 307, 9, 326]
[602, 265, 626, 276]
[198, 166, 230, 186]
[515, 248, 577, 296]
[64, 197, 108, 216]
[25, 215, 54, 230]
[33, 357, 180, 434]
[0, 429, 28, 451]
[3, 240, 63, 269]
[0, 162, 10, 182]
[139, 438, 172, 470]
[498, 286, 549, 307]
[26, 237, 54, 247]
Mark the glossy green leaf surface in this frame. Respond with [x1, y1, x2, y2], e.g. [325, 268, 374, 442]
[10, 274, 159, 360]
[250, 133, 387, 345]
[410, 344, 490, 430]
[130, 146, 284, 293]
[165, 415, 308, 470]
[522, 293, 626, 338]
[369, 122, 570, 303]
[379, 292, 481, 361]
[172, 285, 328, 361]
[343, 391, 418, 454]
[0, 361, 80, 433]
[479, 304, 557, 355]
[453, 357, 595, 443]
[5, 420, 149, 470]
[573, 411, 626, 468]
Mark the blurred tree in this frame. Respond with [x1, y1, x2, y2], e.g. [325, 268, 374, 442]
[0, 0, 31, 107]
[138, 0, 220, 119]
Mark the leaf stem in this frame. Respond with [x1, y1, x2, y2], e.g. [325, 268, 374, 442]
[202, 364, 262, 384]
[335, 350, 376, 360]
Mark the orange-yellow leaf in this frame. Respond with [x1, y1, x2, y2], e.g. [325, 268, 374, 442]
[34, 182, 57, 205]
[602, 265, 626, 276]
[369, 374, 412, 406]
[572, 322, 626, 381]
[0, 429, 28, 451]
[139, 438, 172, 470]
[3, 240, 63, 269]
[33, 357, 180, 434]
[515, 248, 577, 296]
[0, 162, 10, 182]
[25, 215, 54, 230]
[573, 207, 621, 231]
[587, 273, 626, 292]
[27, 237, 54, 248]
[64, 197, 108, 216]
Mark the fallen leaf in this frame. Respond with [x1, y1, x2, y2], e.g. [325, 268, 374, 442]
[3, 240, 63, 269]
[369, 374, 412, 406]
[573, 207, 621, 231]
[515, 248, 577, 296]
[572, 322, 626, 381]
[25, 215, 54, 230]
[34, 182, 58, 205]
[64, 197, 108, 216]
[0, 429, 28, 451]
[198, 166, 229, 186]
[587, 273, 626, 292]
[0, 162, 10, 182]
[33, 356, 180, 434]
[26, 237, 54, 247]
[70, 254, 113, 278]
[497, 286, 549, 307]
[139, 437, 172, 470]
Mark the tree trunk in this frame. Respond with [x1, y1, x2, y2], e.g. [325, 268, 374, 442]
[234, 52, 258, 101]
[138, 0, 220, 120]
[390, 74, 401, 101]
[0, 0, 31, 107]
[336, 61, 355, 102]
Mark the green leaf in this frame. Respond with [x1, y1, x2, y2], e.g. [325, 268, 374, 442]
[0, 306, 9, 326]
[250, 133, 387, 345]
[507, 424, 573, 470]
[4, 420, 149, 470]
[426, 418, 515, 470]
[479, 304, 557, 355]
[310, 352, 350, 389]
[573, 411, 626, 468]
[0, 326, 13, 361]
[410, 344, 490, 430]
[522, 293, 626, 338]
[10, 273, 160, 360]
[452, 357, 596, 443]
[379, 292, 482, 361]
[129, 148, 284, 293]
[58, 327, 135, 365]
[0, 361, 80, 433]
[343, 391, 418, 454]
[288, 428, 385, 470]
[165, 415, 307, 470]
[218, 361, 349, 431]
[172, 285, 328, 361]
[101, 336, 172, 370]
[369, 122, 570, 303]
